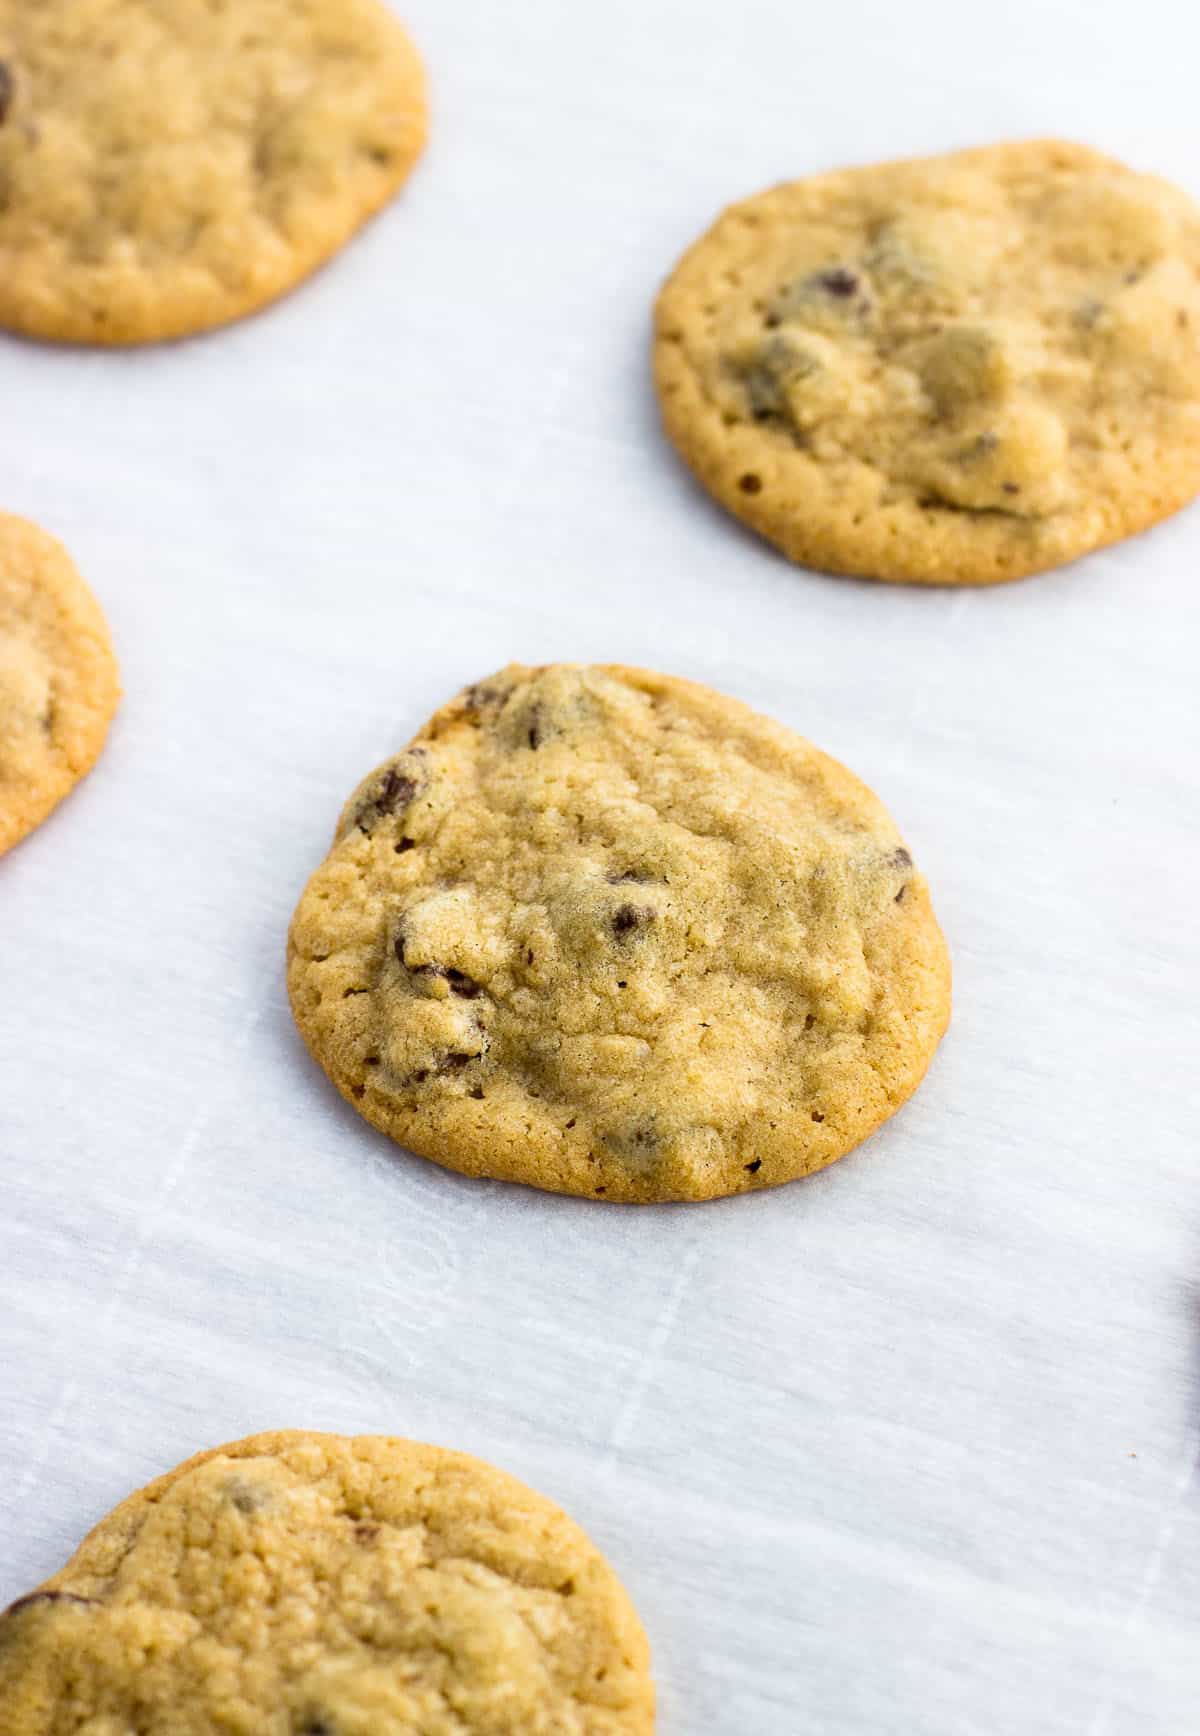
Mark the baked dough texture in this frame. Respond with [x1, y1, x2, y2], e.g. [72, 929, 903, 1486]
[0, 1430, 655, 1735]
[0, 0, 428, 343]
[288, 663, 951, 1203]
[0, 512, 119, 855]
[655, 140, 1200, 583]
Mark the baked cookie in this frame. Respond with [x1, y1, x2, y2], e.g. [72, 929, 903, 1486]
[288, 664, 950, 1203]
[0, 1429, 655, 1735]
[654, 139, 1200, 584]
[0, 514, 119, 855]
[0, 0, 427, 344]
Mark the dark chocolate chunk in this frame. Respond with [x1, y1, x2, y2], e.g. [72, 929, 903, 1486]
[354, 752, 426, 834]
[0, 63, 13, 128]
[375, 768, 417, 814]
[464, 678, 511, 714]
[612, 903, 652, 936]
[744, 1160, 763, 1173]
[814, 266, 860, 298]
[225, 1478, 271, 1515]
[395, 932, 484, 1001]
[444, 967, 481, 998]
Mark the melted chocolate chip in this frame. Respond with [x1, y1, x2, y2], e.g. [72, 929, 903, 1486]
[744, 1160, 763, 1174]
[226, 1479, 271, 1515]
[395, 933, 484, 1000]
[0, 63, 13, 127]
[376, 768, 417, 813]
[612, 903, 651, 936]
[815, 267, 859, 298]
[355, 752, 426, 834]
[439, 1050, 480, 1071]
[3, 1591, 96, 1619]
[464, 678, 511, 714]
[444, 967, 482, 998]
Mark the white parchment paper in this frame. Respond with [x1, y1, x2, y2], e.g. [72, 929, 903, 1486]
[1, 2, 1198, 1730]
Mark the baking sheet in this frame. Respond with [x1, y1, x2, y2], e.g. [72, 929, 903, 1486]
[2, 1, 1198, 1730]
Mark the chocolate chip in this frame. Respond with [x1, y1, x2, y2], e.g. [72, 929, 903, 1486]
[1002, 482, 1020, 495]
[527, 705, 545, 750]
[814, 266, 860, 298]
[439, 1050, 480, 1071]
[354, 1522, 380, 1544]
[444, 968, 481, 998]
[612, 904, 651, 936]
[738, 473, 763, 495]
[225, 1479, 271, 1515]
[744, 1160, 762, 1173]
[296, 1721, 336, 1736]
[3, 1591, 95, 1619]
[354, 753, 426, 835]
[605, 869, 651, 884]
[376, 768, 417, 813]
[0, 63, 13, 127]
[890, 847, 913, 870]
[464, 678, 511, 714]
[395, 934, 484, 1001]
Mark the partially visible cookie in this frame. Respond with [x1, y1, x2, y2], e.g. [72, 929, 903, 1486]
[0, 0, 427, 344]
[654, 139, 1200, 584]
[288, 663, 950, 1203]
[0, 1430, 654, 1736]
[0, 514, 119, 855]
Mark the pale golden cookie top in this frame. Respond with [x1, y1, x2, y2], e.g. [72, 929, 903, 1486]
[0, 1430, 655, 1735]
[0, 0, 427, 344]
[288, 664, 950, 1203]
[0, 513, 119, 855]
[655, 140, 1200, 583]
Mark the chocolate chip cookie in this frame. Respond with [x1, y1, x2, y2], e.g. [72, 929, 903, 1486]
[0, 1430, 655, 1735]
[0, 513, 119, 855]
[654, 139, 1200, 583]
[0, 0, 427, 344]
[288, 664, 950, 1203]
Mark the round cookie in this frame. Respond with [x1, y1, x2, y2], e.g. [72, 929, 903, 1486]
[288, 664, 950, 1203]
[654, 139, 1200, 585]
[0, 513, 119, 855]
[0, 0, 427, 344]
[0, 1429, 655, 1735]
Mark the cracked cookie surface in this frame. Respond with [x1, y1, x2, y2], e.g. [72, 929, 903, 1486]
[288, 664, 950, 1203]
[0, 1430, 654, 1735]
[0, 513, 119, 855]
[654, 139, 1200, 584]
[0, 0, 427, 344]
